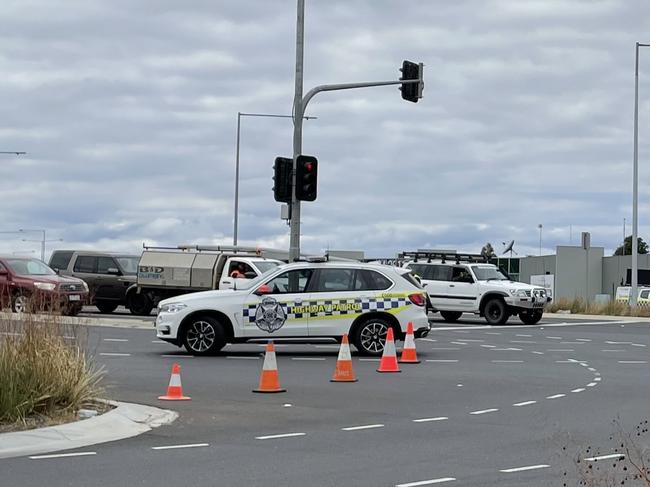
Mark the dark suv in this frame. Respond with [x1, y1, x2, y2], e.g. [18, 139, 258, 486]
[0, 256, 89, 315]
[49, 251, 140, 314]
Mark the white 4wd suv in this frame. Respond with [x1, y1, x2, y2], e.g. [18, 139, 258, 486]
[402, 252, 551, 326]
[155, 260, 430, 356]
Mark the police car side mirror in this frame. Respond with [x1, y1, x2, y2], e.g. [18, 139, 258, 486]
[254, 284, 272, 296]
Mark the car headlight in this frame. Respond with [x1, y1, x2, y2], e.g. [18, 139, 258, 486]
[34, 282, 56, 291]
[509, 289, 528, 297]
[81, 281, 89, 292]
[160, 303, 187, 313]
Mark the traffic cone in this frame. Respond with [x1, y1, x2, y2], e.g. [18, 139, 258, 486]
[377, 327, 401, 373]
[253, 341, 286, 393]
[399, 322, 420, 364]
[158, 363, 191, 400]
[331, 334, 358, 382]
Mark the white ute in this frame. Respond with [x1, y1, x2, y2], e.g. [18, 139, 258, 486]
[402, 252, 551, 325]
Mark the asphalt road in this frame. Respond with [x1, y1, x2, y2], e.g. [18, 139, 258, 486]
[3, 315, 649, 486]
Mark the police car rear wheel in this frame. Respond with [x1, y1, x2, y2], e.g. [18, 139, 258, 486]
[183, 316, 226, 356]
[354, 318, 390, 356]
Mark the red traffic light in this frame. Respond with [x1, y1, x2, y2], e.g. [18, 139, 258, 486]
[305, 162, 314, 172]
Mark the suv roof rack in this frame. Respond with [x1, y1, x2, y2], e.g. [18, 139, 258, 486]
[398, 251, 489, 264]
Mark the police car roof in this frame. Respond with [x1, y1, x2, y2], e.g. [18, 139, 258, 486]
[285, 260, 406, 272]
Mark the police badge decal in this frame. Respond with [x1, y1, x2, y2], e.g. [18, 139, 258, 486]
[254, 297, 287, 333]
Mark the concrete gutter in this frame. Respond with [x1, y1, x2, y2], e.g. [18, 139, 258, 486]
[0, 401, 177, 459]
[545, 312, 650, 322]
[0, 311, 152, 329]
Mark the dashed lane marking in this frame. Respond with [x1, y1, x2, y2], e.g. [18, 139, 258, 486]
[491, 360, 524, 363]
[426, 359, 459, 363]
[151, 341, 168, 344]
[161, 354, 193, 358]
[547, 349, 574, 352]
[499, 464, 550, 473]
[561, 342, 585, 345]
[30, 452, 96, 459]
[513, 401, 536, 407]
[585, 453, 625, 462]
[594, 377, 601, 381]
[531, 351, 544, 355]
[631, 343, 647, 347]
[255, 432, 306, 440]
[546, 336, 563, 339]
[99, 353, 131, 357]
[458, 339, 484, 342]
[546, 394, 566, 399]
[430, 347, 461, 351]
[396, 478, 456, 486]
[152, 443, 209, 450]
[226, 356, 260, 360]
[571, 388, 586, 393]
[491, 348, 522, 351]
[103, 338, 129, 342]
[516, 334, 532, 337]
[450, 342, 467, 345]
[291, 357, 326, 361]
[470, 408, 499, 415]
[510, 340, 536, 344]
[601, 349, 625, 352]
[413, 417, 448, 423]
[342, 424, 384, 431]
[485, 332, 501, 335]
[576, 338, 591, 342]
[480, 344, 496, 348]
[618, 360, 647, 364]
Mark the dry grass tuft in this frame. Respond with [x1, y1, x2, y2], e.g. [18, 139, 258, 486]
[548, 297, 650, 317]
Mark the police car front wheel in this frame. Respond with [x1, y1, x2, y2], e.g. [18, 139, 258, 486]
[353, 318, 392, 356]
[183, 316, 226, 356]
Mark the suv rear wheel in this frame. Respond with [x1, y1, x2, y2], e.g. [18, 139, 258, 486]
[353, 317, 391, 356]
[483, 298, 509, 325]
[182, 316, 226, 356]
[440, 311, 462, 323]
[96, 301, 119, 314]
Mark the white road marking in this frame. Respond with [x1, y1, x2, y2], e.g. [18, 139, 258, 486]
[588, 367, 596, 371]
[492, 360, 524, 363]
[531, 351, 544, 355]
[151, 341, 168, 344]
[485, 332, 501, 335]
[480, 344, 496, 348]
[594, 377, 601, 381]
[426, 359, 459, 363]
[283, 403, 292, 407]
[99, 352, 131, 357]
[605, 341, 631, 345]
[450, 341, 467, 345]
[571, 388, 586, 393]
[457, 384, 463, 387]
[546, 394, 565, 399]
[510, 340, 536, 344]
[601, 349, 625, 352]
[513, 401, 536, 407]
[470, 408, 499, 415]
[30, 452, 96, 459]
[547, 349, 574, 352]
[491, 348, 522, 351]
[631, 343, 647, 347]
[152, 443, 209, 450]
[226, 356, 260, 360]
[579, 362, 589, 367]
[430, 347, 461, 351]
[161, 354, 193, 358]
[459, 339, 484, 342]
[584, 453, 625, 461]
[618, 360, 647, 364]
[359, 358, 380, 361]
[419, 338, 437, 342]
[561, 342, 584, 345]
[413, 417, 448, 423]
[342, 424, 384, 431]
[516, 334, 532, 337]
[255, 432, 306, 440]
[546, 336, 563, 339]
[291, 357, 326, 361]
[499, 464, 550, 473]
[103, 338, 129, 342]
[396, 478, 456, 486]
[555, 360, 574, 363]
[586, 383, 597, 387]
[575, 338, 591, 342]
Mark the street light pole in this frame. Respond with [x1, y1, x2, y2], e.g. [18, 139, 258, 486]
[538, 224, 543, 256]
[233, 111, 316, 246]
[631, 42, 650, 307]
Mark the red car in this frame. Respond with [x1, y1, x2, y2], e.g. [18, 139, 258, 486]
[0, 256, 89, 315]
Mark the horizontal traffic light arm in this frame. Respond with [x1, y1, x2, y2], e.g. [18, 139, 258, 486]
[301, 78, 422, 110]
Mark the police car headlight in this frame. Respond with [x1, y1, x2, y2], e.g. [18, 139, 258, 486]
[160, 303, 187, 313]
[509, 289, 528, 297]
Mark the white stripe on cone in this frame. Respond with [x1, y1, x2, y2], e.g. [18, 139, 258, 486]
[169, 373, 182, 387]
[383, 334, 397, 357]
[338, 340, 352, 361]
[262, 347, 278, 371]
[404, 330, 416, 350]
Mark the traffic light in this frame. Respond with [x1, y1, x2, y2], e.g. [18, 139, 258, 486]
[273, 157, 292, 203]
[295, 155, 318, 201]
[400, 60, 423, 103]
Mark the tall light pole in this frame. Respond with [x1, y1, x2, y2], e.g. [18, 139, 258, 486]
[538, 224, 543, 256]
[233, 111, 315, 246]
[631, 42, 650, 307]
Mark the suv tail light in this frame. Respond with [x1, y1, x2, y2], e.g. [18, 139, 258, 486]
[408, 293, 425, 307]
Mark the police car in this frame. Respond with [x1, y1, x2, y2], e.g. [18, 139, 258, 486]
[155, 260, 430, 356]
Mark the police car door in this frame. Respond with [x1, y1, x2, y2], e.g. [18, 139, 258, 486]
[308, 268, 367, 337]
[242, 268, 313, 337]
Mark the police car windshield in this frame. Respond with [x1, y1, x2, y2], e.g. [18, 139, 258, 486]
[472, 266, 509, 281]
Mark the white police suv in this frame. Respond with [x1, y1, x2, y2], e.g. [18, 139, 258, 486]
[155, 260, 430, 356]
[402, 252, 551, 326]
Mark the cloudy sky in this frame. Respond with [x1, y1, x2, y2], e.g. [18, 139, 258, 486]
[1, 0, 649, 259]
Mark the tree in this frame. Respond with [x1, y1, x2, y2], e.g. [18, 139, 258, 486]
[481, 242, 495, 259]
[614, 235, 649, 255]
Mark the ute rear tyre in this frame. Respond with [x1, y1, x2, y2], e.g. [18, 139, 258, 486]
[352, 317, 391, 356]
[182, 316, 226, 356]
[440, 311, 462, 323]
[519, 310, 543, 325]
[128, 293, 154, 316]
[96, 301, 119, 314]
[483, 298, 509, 325]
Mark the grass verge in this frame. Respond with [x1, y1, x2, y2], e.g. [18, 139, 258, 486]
[0, 311, 104, 429]
[548, 297, 650, 317]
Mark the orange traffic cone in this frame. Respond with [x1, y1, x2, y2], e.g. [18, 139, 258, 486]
[377, 327, 401, 373]
[331, 334, 358, 382]
[158, 363, 191, 400]
[253, 341, 286, 393]
[399, 322, 420, 364]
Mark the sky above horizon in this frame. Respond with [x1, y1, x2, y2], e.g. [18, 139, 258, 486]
[1, 0, 650, 259]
